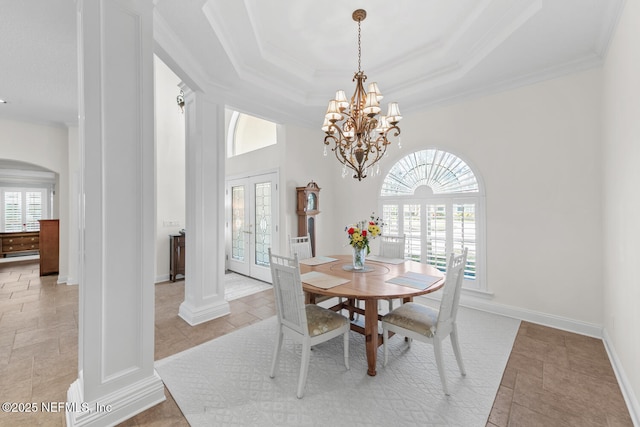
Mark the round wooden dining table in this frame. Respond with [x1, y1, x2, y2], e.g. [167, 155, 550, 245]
[299, 255, 445, 376]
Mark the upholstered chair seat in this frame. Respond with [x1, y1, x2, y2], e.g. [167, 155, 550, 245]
[305, 304, 349, 337]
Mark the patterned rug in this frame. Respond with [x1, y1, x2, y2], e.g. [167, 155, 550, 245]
[156, 305, 519, 426]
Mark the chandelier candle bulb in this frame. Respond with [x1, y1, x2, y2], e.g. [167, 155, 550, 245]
[322, 9, 402, 181]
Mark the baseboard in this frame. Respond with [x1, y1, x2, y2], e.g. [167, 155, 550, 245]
[602, 328, 640, 427]
[155, 274, 170, 283]
[66, 370, 165, 426]
[416, 292, 603, 338]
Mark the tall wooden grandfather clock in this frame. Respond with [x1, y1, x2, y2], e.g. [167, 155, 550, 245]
[296, 181, 320, 256]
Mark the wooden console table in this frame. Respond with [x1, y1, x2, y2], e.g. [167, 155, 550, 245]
[0, 231, 39, 257]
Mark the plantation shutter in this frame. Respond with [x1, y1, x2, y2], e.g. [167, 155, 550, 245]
[453, 203, 477, 279]
[4, 192, 22, 232]
[426, 204, 447, 271]
[25, 192, 43, 231]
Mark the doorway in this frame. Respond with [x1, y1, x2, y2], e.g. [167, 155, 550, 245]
[226, 171, 279, 283]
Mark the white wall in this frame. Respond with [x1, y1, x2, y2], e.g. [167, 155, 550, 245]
[154, 56, 185, 281]
[330, 69, 604, 326]
[0, 118, 69, 281]
[282, 124, 339, 257]
[224, 118, 338, 258]
[602, 0, 640, 421]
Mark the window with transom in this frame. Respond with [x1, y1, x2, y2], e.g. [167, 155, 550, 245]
[379, 149, 485, 291]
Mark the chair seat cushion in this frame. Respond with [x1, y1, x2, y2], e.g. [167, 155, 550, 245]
[305, 304, 348, 337]
[382, 302, 438, 338]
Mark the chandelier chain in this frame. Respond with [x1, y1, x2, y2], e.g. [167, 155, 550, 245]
[357, 19, 361, 73]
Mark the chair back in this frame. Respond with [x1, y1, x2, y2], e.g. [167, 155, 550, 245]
[379, 234, 406, 259]
[268, 249, 308, 336]
[436, 248, 468, 334]
[289, 234, 313, 260]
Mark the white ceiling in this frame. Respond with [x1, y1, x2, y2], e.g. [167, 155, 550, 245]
[0, 0, 624, 127]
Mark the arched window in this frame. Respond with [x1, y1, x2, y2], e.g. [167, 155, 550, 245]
[227, 111, 277, 157]
[380, 149, 485, 291]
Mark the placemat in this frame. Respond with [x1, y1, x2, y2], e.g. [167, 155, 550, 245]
[386, 271, 443, 290]
[300, 271, 350, 289]
[298, 256, 338, 266]
[366, 255, 406, 265]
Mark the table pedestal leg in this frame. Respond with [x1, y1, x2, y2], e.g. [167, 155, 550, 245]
[364, 299, 379, 376]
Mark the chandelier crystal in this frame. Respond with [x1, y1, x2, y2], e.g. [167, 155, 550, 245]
[322, 9, 402, 181]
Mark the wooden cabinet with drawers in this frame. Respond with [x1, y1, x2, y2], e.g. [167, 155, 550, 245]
[0, 231, 39, 257]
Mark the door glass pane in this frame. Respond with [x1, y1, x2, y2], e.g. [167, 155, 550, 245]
[403, 204, 421, 261]
[231, 186, 245, 261]
[4, 192, 22, 232]
[426, 204, 447, 271]
[254, 182, 271, 267]
[454, 203, 476, 280]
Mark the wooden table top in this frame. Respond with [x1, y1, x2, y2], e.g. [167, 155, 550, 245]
[300, 255, 445, 300]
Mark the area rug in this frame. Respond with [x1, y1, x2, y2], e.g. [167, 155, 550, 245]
[156, 306, 520, 426]
[224, 272, 271, 301]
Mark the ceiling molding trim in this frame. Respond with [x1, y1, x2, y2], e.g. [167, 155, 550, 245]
[244, 3, 316, 82]
[367, 0, 542, 96]
[594, 0, 626, 58]
[405, 53, 604, 115]
[201, 1, 252, 81]
[460, 0, 543, 76]
[374, 0, 494, 76]
[153, 9, 208, 92]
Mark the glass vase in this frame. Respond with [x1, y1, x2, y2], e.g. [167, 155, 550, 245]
[352, 246, 367, 270]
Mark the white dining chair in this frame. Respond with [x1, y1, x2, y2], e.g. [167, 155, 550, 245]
[378, 234, 406, 311]
[289, 234, 313, 260]
[289, 234, 342, 306]
[268, 249, 350, 398]
[378, 234, 406, 259]
[382, 247, 468, 395]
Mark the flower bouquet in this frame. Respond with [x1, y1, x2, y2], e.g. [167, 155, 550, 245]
[345, 213, 383, 269]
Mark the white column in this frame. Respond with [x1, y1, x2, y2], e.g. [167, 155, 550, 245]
[66, 125, 79, 285]
[67, 1, 164, 426]
[179, 87, 230, 325]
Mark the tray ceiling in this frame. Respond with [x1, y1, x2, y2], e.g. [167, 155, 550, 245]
[0, 0, 624, 127]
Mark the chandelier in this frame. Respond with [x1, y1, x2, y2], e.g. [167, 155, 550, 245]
[322, 9, 402, 181]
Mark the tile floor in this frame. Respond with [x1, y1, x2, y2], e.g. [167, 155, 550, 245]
[0, 259, 633, 426]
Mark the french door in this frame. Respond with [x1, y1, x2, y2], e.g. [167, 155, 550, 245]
[226, 172, 278, 283]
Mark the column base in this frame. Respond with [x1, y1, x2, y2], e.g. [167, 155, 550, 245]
[179, 298, 230, 326]
[66, 370, 165, 427]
